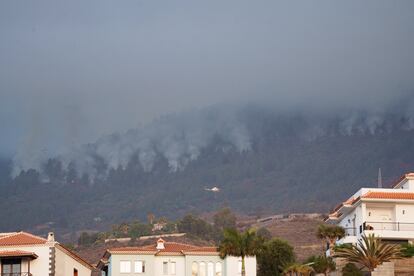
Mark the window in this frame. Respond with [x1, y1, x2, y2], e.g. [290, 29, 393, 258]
[170, 261, 176, 275]
[192, 262, 199, 276]
[215, 262, 222, 276]
[74, 268, 78, 276]
[135, 261, 145, 273]
[2, 259, 21, 274]
[120, 261, 131, 273]
[207, 262, 214, 276]
[238, 260, 242, 274]
[199, 262, 206, 276]
[163, 261, 168, 275]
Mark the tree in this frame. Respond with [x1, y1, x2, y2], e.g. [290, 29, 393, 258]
[306, 255, 335, 276]
[213, 208, 237, 230]
[257, 238, 295, 276]
[177, 214, 220, 241]
[316, 224, 345, 255]
[334, 234, 402, 272]
[128, 221, 152, 238]
[282, 263, 313, 276]
[219, 228, 262, 276]
[256, 227, 272, 241]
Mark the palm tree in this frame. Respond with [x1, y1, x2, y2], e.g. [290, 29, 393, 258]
[334, 234, 402, 272]
[282, 263, 314, 276]
[219, 228, 262, 276]
[317, 224, 345, 255]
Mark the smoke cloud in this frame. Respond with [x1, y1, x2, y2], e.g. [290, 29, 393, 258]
[1, 1, 414, 177]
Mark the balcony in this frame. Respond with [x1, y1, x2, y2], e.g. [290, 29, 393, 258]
[363, 221, 414, 240]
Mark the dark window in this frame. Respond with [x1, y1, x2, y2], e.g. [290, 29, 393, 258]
[74, 268, 78, 276]
[2, 258, 21, 274]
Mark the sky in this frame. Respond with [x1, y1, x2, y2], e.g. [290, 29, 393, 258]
[1, 0, 414, 157]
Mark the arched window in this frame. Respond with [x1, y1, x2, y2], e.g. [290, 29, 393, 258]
[192, 262, 198, 276]
[215, 262, 222, 276]
[207, 262, 214, 276]
[199, 262, 206, 276]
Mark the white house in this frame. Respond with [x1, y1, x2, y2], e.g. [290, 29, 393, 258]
[97, 238, 256, 276]
[0, 231, 93, 276]
[325, 172, 414, 245]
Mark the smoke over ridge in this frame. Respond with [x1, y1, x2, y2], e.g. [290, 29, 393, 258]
[11, 96, 414, 180]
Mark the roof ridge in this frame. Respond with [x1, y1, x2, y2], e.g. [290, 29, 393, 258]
[0, 232, 20, 241]
[163, 241, 197, 247]
[19, 231, 48, 242]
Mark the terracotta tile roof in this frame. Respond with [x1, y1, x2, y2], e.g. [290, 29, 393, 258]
[109, 241, 218, 256]
[0, 232, 47, 246]
[183, 247, 219, 255]
[0, 250, 38, 259]
[362, 191, 414, 200]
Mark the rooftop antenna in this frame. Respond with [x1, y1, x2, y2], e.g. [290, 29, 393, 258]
[378, 168, 383, 188]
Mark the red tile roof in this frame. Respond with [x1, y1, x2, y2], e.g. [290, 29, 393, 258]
[0, 250, 38, 259]
[0, 232, 47, 246]
[362, 191, 414, 200]
[109, 241, 218, 256]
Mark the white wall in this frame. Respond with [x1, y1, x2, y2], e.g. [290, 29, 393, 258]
[154, 256, 185, 276]
[0, 245, 50, 275]
[55, 245, 92, 276]
[108, 254, 256, 276]
[338, 204, 364, 241]
[395, 204, 414, 225]
[224, 256, 256, 276]
[400, 179, 414, 191]
[109, 254, 155, 276]
[185, 255, 223, 276]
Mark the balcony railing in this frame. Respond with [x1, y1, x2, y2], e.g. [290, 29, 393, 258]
[364, 221, 414, 231]
[1, 273, 32, 276]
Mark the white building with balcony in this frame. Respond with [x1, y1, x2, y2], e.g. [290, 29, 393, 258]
[325, 173, 414, 245]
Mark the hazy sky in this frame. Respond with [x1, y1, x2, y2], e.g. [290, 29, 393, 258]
[1, 0, 414, 156]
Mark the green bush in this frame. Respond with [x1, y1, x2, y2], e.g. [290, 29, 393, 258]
[401, 243, 414, 257]
[342, 263, 363, 276]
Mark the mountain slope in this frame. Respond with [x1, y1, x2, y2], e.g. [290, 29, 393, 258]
[1, 105, 414, 232]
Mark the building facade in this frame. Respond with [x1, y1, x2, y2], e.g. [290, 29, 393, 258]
[98, 239, 256, 276]
[326, 173, 414, 245]
[0, 231, 92, 276]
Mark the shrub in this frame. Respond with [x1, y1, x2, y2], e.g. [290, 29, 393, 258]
[401, 243, 414, 257]
[342, 263, 363, 276]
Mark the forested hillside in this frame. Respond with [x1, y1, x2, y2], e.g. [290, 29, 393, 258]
[1, 105, 414, 232]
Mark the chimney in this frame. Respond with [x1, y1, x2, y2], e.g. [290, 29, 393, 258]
[156, 238, 165, 250]
[47, 232, 55, 242]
